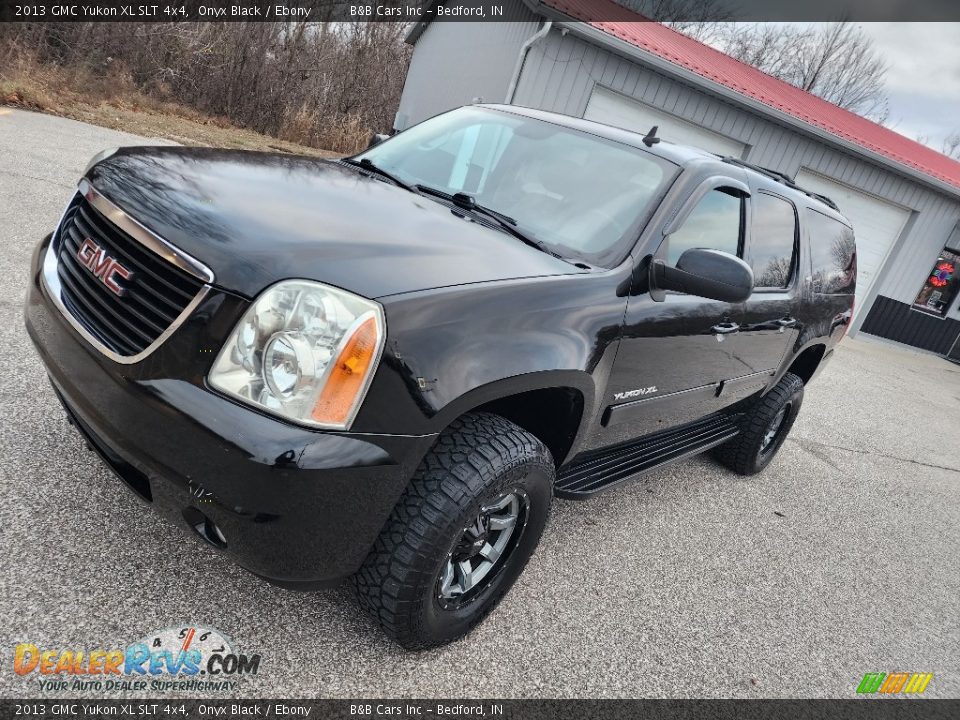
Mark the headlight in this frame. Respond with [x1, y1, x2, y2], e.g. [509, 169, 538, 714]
[209, 280, 385, 430]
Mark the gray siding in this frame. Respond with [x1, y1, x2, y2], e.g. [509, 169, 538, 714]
[400, 21, 960, 341]
[860, 297, 960, 355]
[394, 13, 540, 131]
[511, 29, 960, 328]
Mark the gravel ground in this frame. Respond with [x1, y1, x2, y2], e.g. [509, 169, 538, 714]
[1, 108, 958, 699]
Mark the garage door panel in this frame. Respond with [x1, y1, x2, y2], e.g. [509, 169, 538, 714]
[795, 169, 911, 317]
[584, 86, 747, 159]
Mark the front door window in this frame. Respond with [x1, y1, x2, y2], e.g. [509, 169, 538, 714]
[667, 188, 743, 265]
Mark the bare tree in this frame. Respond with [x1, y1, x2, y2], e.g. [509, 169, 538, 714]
[614, 3, 890, 120]
[713, 22, 890, 123]
[617, 0, 736, 44]
[644, 14, 890, 123]
[942, 131, 960, 160]
[0, 21, 412, 153]
[914, 131, 960, 159]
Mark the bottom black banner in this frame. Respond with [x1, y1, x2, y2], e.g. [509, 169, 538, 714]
[1, 699, 957, 720]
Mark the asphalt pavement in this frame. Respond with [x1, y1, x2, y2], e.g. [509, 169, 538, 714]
[0, 108, 958, 699]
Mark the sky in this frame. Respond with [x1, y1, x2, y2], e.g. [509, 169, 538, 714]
[857, 23, 960, 151]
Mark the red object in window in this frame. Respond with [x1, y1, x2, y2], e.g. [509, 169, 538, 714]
[930, 262, 955, 287]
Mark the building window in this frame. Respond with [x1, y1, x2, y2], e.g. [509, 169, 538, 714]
[913, 246, 960, 317]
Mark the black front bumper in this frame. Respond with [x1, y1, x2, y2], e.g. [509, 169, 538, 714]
[25, 234, 436, 587]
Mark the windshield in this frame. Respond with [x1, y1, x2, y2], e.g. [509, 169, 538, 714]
[356, 107, 676, 267]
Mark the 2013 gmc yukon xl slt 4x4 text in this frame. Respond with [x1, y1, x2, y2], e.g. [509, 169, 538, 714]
[25, 105, 856, 649]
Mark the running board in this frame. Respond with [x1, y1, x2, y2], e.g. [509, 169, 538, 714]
[555, 414, 741, 499]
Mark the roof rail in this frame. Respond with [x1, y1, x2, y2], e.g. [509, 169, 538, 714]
[807, 192, 841, 211]
[720, 156, 841, 212]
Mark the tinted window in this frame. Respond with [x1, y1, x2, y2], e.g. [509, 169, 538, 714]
[750, 193, 797, 288]
[913, 246, 960, 317]
[806, 209, 856, 295]
[667, 189, 743, 265]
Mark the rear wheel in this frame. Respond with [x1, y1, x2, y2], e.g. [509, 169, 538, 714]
[714, 372, 804, 475]
[353, 412, 554, 650]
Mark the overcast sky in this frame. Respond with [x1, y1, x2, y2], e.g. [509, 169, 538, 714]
[856, 23, 960, 151]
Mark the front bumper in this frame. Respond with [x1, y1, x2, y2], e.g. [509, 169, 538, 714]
[25, 233, 436, 587]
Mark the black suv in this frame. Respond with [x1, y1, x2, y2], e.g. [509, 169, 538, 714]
[25, 105, 856, 649]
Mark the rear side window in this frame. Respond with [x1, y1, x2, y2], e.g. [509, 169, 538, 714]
[668, 189, 743, 265]
[806, 209, 856, 294]
[749, 193, 797, 288]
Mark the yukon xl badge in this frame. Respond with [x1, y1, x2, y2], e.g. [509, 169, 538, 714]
[76, 238, 132, 297]
[614, 386, 658, 401]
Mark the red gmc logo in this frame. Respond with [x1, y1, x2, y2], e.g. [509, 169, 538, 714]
[76, 238, 133, 296]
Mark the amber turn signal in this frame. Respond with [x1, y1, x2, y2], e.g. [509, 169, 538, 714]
[312, 315, 381, 426]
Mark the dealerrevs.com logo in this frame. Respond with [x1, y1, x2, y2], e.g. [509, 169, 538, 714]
[13, 626, 261, 693]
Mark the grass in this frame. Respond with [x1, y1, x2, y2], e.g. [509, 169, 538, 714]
[0, 57, 340, 158]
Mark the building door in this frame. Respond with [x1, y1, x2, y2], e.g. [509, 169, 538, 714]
[795, 169, 911, 320]
[584, 86, 748, 158]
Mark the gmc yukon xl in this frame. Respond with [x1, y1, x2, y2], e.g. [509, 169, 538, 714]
[25, 105, 856, 649]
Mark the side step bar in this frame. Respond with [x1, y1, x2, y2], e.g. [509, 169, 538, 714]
[555, 414, 740, 499]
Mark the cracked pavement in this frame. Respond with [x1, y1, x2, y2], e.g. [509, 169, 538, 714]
[1, 109, 958, 699]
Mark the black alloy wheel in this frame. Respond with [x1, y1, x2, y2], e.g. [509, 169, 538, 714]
[436, 489, 530, 610]
[354, 413, 554, 650]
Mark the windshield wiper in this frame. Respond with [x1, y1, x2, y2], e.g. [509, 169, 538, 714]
[343, 158, 421, 194]
[415, 185, 563, 259]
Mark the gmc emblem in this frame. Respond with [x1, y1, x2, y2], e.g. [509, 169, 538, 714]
[76, 238, 132, 296]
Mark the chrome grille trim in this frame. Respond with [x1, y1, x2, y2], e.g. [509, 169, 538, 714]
[41, 181, 215, 365]
[79, 178, 214, 283]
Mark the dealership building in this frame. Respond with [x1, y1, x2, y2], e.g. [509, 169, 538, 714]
[395, 0, 960, 361]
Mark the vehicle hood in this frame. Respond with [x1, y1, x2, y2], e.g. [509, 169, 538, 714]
[86, 147, 582, 299]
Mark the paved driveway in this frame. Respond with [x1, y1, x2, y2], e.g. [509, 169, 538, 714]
[1, 108, 958, 699]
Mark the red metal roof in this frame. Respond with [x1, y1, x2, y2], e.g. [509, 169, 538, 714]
[540, 0, 960, 192]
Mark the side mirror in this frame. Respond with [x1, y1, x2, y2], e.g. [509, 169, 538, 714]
[367, 133, 390, 149]
[651, 248, 754, 303]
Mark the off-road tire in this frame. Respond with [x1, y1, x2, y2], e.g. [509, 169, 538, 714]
[353, 412, 554, 650]
[713, 372, 804, 475]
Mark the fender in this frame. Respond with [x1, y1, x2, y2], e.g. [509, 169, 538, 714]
[429, 369, 597, 434]
[770, 313, 843, 389]
[351, 269, 631, 437]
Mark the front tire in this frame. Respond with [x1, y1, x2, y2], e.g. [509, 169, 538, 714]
[714, 372, 804, 475]
[353, 412, 554, 650]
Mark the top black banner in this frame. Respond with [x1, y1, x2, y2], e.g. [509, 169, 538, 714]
[3, 0, 960, 22]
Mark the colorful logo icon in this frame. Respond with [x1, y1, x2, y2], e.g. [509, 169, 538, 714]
[856, 672, 933, 695]
[930, 261, 955, 288]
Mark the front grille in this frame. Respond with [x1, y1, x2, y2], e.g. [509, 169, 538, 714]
[54, 196, 205, 357]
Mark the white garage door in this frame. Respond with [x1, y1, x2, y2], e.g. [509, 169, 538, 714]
[584, 86, 747, 158]
[795, 169, 911, 317]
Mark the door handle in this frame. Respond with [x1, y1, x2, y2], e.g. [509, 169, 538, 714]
[775, 317, 798, 328]
[711, 322, 740, 334]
